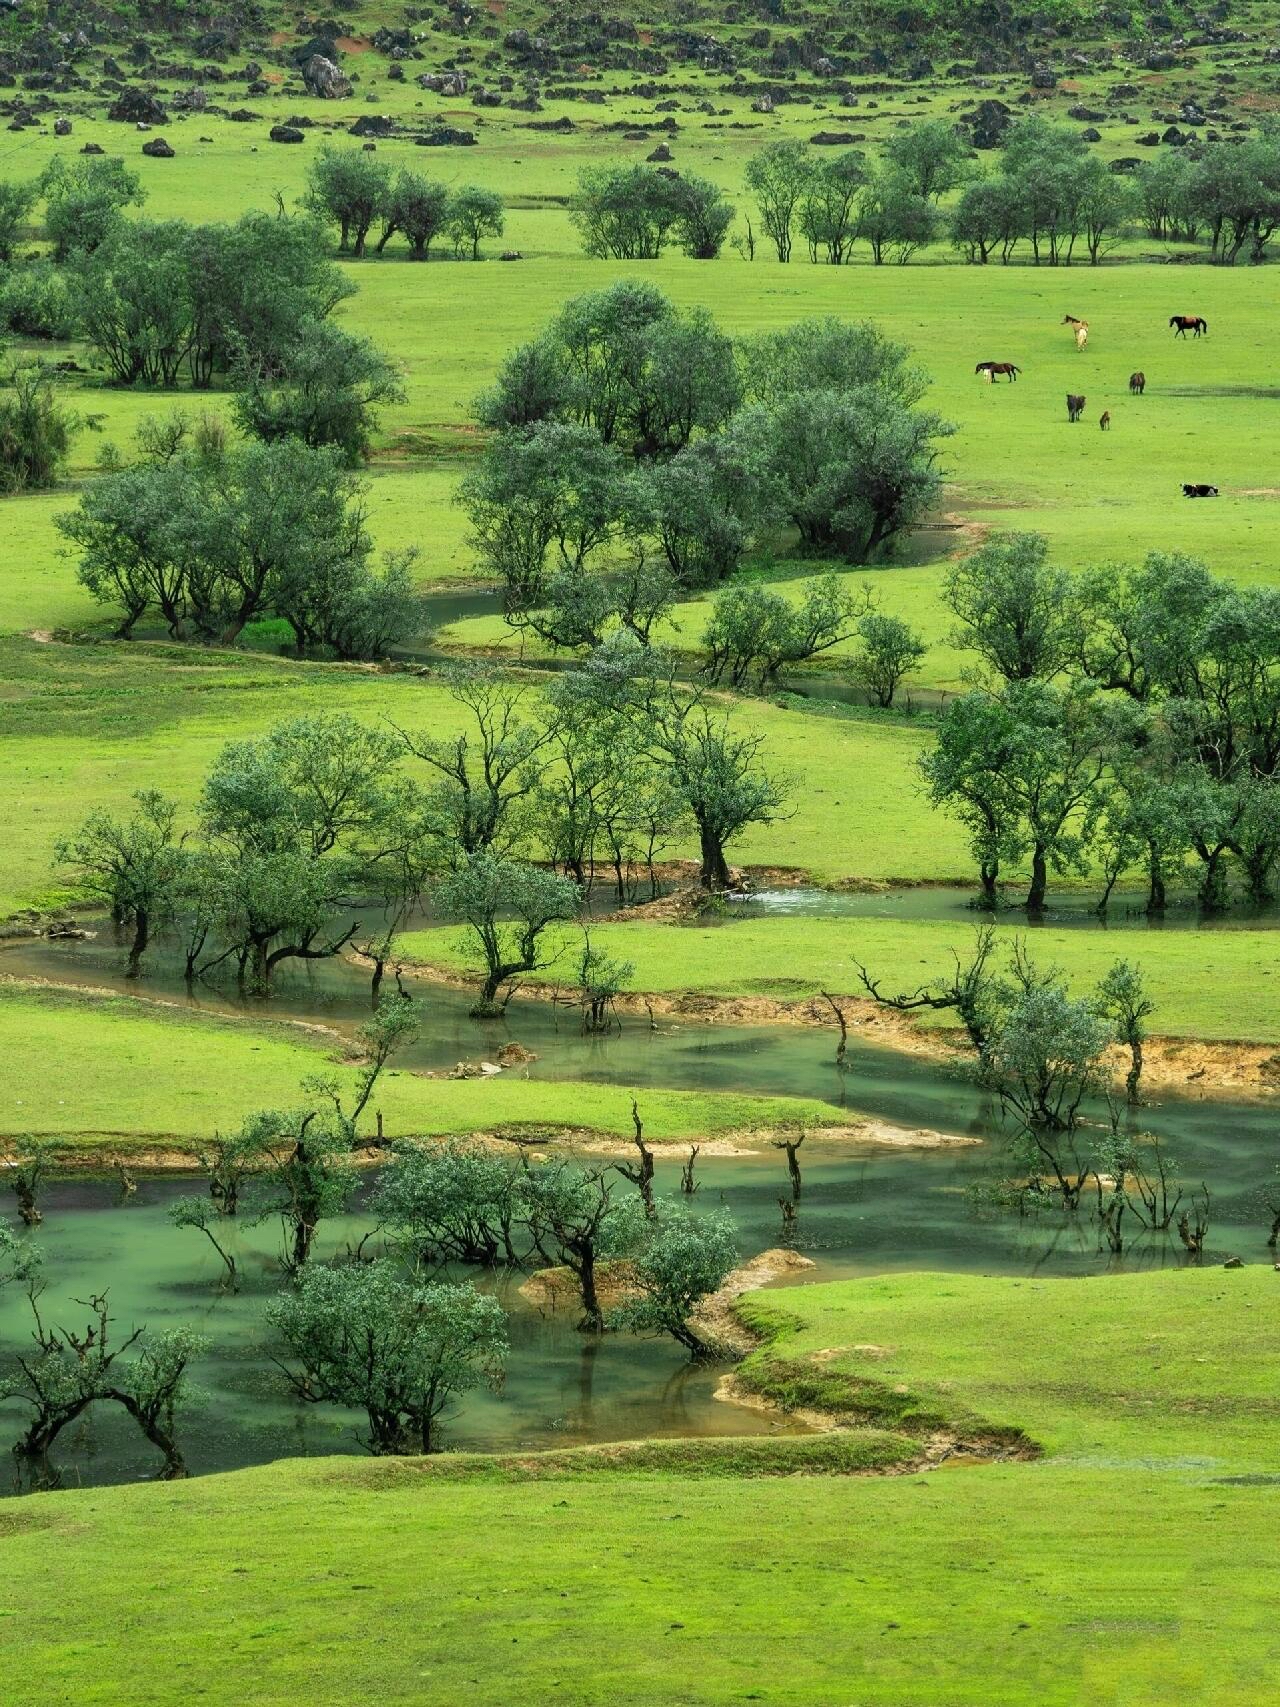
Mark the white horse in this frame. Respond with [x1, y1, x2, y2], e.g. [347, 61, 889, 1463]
[1063, 314, 1088, 350]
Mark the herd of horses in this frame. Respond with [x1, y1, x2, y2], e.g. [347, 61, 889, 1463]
[976, 314, 1214, 491]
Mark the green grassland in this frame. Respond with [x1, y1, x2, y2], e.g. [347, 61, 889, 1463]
[399, 908, 1280, 1042]
[5, 1264, 1279, 1705]
[0, 979, 848, 1151]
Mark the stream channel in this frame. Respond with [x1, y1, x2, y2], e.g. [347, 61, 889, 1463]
[3, 902, 1277, 1493]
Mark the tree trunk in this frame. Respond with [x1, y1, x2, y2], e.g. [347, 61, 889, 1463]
[126, 908, 149, 979]
[576, 1245, 603, 1333]
[1026, 846, 1048, 913]
[698, 824, 730, 891]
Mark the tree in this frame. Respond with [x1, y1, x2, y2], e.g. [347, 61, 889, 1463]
[268, 1264, 507, 1453]
[0, 362, 87, 493]
[374, 1140, 523, 1267]
[200, 713, 410, 992]
[439, 850, 579, 1015]
[0, 178, 37, 262]
[458, 422, 631, 613]
[1079, 161, 1135, 265]
[998, 118, 1089, 266]
[70, 219, 196, 387]
[924, 682, 1105, 912]
[799, 151, 865, 264]
[944, 532, 1075, 683]
[640, 435, 776, 587]
[40, 156, 144, 261]
[986, 953, 1109, 1207]
[572, 164, 684, 260]
[645, 688, 788, 889]
[398, 665, 552, 862]
[671, 174, 736, 259]
[577, 933, 633, 1033]
[56, 790, 185, 976]
[446, 185, 505, 259]
[476, 283, 739, 459]
[852, 610, 927, 708]
[378, 170, 452, 259]
[739, 317, 928, 411]
[610, 1204, 737, 1359]
[745, 140, 814, 262]
[304, 145, 391, 257]
[1095, 959, 1155, 1105]
[885, 119, 973, 203]
[856, 926, 999, 1061]
[703, 575, 862, 690]
[168, 1195, 239, 1290]
[4, 1141, 53, 1227]
[231, 317, 405, 466]
[732, 386, 952, 562]
[950, 177, 1022, 265]
[856, 169, 941, 265]
[517, 1161, 637, 1331]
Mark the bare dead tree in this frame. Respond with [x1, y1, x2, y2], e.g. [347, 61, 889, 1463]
[616, 1100, 655, 1213]
[854, 926, 997, 1062]
[820, 991, 849, 1072]
[1177, 1184, 1211, 1261]
[681, 1145, 700, 1195]
[772, 1126, 804, 1202]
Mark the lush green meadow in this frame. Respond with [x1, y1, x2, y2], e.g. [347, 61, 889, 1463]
[0, 979, 846, 1151]
[5, 1266, 1279, 1706]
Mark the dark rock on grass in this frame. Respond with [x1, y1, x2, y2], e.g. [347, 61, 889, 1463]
[1109, 156, 1142, 172]
[269, 124, 306, 143]
[647, 141, 672, 160]
[810, 129, 863, 144]
[969, 97, 1011, 148]
[1081, 127, 1101, 141]
[141, 136, 174, 157]
[228, 107, 261, 122]
[107, 88, 168, 124]
[80, 140, 104, 153]
[416, 125, 476, 146]
[349, 113, 394, 136]
[53, 115, 70, 134]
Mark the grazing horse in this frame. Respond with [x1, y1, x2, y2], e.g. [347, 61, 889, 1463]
[1129, 371, 1146, 395]
[1100, 410, 1111, 431]
[1063, 314, 1089, 350]
[1170, 315, 1207, 338]
[1067, 393, 1086, 422]
[975, 361, 1020, 382]
[1183, 483, 1218, 497]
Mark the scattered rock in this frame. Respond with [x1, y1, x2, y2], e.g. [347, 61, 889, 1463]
[1223, 1255, 1243, 1269]
[348, 113, 393, 137]
[646, 141, 672, 160]
[107, 88, 168, 124]
[53, 116, 70, 135]
[415, 125, 476, 146]
[301, 54, 352, 100]
[269, 124, 306, 144]
[496, 1042, 538, 1067]
[141, 136, 174, 157]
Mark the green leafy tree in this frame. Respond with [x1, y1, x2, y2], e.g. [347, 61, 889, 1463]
[1095, 960, 1155, 1105]
[703, 574, 861, 690]
[40, 156, 144, 261]
[852, 610, 927, 708]
[571, 164, 684, 260]
[0, 362, 87, 493]
[0, 178, 37, 262]
[745, 140, 814, 262]
[670, 173, 736, 259]
[799, 150, 866, 264]
[856, 167, 941, 265]
[944, 532, 1075, 683]
[373, 1140, 523, 1267]
[56, 790, 186, 976]
[268, 1264, 508, 1453]
[377, 170, 451, 259]
[517, 1160, 637, 1331]
[885, 118, 973, 202]
[438, 850, 579, 1015]
[304, 145, 392, 256]
[231, 318, 405, 466]
[609, 1203, 737, 1359]
[950, 176, 1022, 265]
[445, 185, 505, 259]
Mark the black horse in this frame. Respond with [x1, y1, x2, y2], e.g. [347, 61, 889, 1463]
[976, 361, 1020, 382]
[1066, 393, 1086, 423]
[1170, 315, 1208, 338]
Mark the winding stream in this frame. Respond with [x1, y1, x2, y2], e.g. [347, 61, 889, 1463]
[3, 921, 1278, 1492]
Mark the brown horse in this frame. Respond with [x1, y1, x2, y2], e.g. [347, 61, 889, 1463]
[976, 362, 1020, 382]
[1067, 393, 1086, 423]
[1063, 314, 1089, 350]
[1170, 315, 1207, 338]
[1129, 371, 1145, 395]
[1100, 411, 1111, 431]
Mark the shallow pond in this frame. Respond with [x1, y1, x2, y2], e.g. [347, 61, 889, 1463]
[4, 928, 1279, 1492]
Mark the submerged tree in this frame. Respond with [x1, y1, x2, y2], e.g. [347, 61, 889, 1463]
[438, 850, 579, 1017]
[56, 790, 186, 977]
[1095, 960, 1156, 1106]
[609, 1204, 737, 1360]
[373, 1139, 523, 1268]
[269, 1263, 508, 1454]
[517, 1161, 637, 1332]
